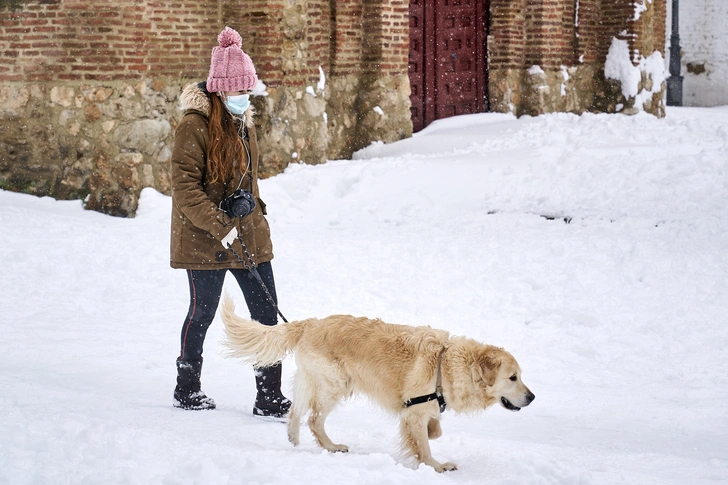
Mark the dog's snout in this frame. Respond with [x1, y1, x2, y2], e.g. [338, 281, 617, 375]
[526, 391, 535, 405]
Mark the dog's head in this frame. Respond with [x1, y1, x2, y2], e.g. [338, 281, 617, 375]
[473, 347, 535, 411]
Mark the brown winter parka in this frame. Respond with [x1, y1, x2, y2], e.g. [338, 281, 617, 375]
[169, 83, 273, 270]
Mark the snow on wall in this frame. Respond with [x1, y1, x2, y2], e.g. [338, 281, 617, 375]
[667, 0, 728, 106]
[605, 38, 666, 112]
[634, 0, 653, 21]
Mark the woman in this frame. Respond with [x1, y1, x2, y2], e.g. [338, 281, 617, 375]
[169, 26, 290, 418]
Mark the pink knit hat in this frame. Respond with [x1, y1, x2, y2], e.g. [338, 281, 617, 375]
[206, 27, 258, 93]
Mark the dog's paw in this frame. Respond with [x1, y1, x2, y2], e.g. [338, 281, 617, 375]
[434, 462, 458, 473]
[328, 444, 349, 453]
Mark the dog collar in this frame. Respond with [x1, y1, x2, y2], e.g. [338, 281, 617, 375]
[403, 347, 447, 413]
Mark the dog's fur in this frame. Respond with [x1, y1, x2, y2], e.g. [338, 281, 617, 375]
[220, 296, 535, 472]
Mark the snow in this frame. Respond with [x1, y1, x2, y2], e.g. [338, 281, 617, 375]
[317, 66, 326, 92]
[2, 107, 728, 485]
[561, 66, 570, 96]
[605, 39, 641, 98]
[605, 38, 667, 111]
[634, 0, 653, 21]
[252, 80, 268, 97]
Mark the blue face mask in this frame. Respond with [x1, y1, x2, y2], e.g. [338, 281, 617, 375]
[224, 94, 250, 115]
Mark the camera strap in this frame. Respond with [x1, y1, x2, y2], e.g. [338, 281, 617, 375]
[223, 125, 288, 321]
[225, 236, 289, 324]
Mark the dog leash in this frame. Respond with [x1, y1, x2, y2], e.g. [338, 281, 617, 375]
[225, 235, 289, 323]
[403, 347, 447, 413]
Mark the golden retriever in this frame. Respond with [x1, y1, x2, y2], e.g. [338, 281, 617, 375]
[220, 296, 535, 472]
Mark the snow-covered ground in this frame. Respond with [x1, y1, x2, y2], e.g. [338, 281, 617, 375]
[2, 107, 727, 485]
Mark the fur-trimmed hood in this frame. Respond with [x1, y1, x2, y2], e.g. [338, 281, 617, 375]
[179, 81, 255, 128]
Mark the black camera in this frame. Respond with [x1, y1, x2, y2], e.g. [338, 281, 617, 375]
[220, 189, 256, 218]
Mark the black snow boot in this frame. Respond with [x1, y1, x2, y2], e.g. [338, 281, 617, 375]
[173, 358, 216, 410]
[253, 362, 291, 419]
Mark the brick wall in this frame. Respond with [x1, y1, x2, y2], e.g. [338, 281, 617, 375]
[327, 0, 408, 77]
[226, 1, 285, 85]
[0, 0, 354, 88]
[596, 0, 632, 59]
[377, 0, 409, 75]
[575, 0, 603, 63]
[0, 0, 220, 82]
[489, 0, 526, 70]
[305, 0, 330, 84]
[329, 0, 364, 76]
[489, 0, 646, 71]
[0, 0, 668, 108]
[523, 0, 577, 68]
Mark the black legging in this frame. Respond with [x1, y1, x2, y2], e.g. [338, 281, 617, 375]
[179, 262, 278, 361]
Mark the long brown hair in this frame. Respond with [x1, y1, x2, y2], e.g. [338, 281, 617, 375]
[206, 93, 245, 184]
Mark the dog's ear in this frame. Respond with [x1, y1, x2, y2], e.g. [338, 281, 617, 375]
[472, 352, 499, 388]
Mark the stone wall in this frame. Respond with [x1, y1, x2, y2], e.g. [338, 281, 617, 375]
[0, 79, 179, 215]
[0, 0, 412, 216]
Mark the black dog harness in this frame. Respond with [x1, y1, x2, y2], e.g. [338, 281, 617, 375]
[403, 347, 447, 414]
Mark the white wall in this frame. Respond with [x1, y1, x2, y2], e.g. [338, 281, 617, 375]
[667, 0, 728, 107]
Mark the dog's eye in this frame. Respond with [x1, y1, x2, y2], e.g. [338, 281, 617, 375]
[509, 375, 517, 382]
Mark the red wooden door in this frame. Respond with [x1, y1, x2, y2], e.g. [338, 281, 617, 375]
[408, 0, 488, 132]
[409, 0, 426, 132]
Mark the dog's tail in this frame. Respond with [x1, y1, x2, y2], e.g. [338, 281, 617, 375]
[220, 294, 303, 367]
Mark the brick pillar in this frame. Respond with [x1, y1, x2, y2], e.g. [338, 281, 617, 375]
[597, 0, 632, 62]
[330, 0, 364, 77]
[354, 0, 411, 155]
[221, 0, 285, 86]
[519, 0, 579, 115]
[489, 0, 527, 71]
[524, 0, 576, 69]
[576, 0, 603, 64]
[327, 0, 412, 160]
